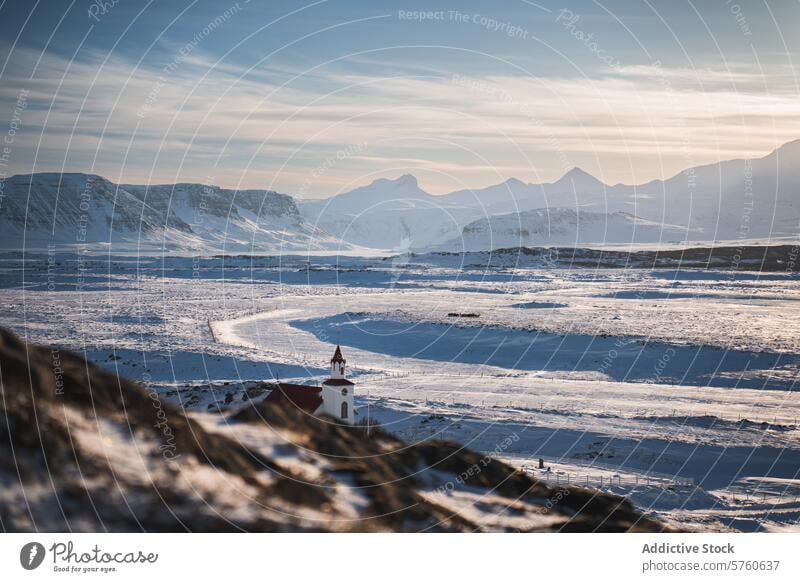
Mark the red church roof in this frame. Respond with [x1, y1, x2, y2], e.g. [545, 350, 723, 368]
[331, 345, 345, 363]
[264, 383, 323, 413]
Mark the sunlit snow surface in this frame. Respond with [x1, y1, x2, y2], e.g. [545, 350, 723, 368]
[1, 251, 799, 532]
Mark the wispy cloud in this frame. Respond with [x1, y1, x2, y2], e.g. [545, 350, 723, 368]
[2, 43, 799, 195]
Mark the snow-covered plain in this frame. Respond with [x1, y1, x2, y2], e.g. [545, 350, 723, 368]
[1, 250, 798, 532]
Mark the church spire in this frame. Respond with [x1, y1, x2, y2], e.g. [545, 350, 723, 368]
[330, 345, 346, 379]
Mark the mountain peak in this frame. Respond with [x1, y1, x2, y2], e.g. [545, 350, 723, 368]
[555, 167, 605, 189]
[394, 173, 418, 187]
[363, 173, 419, 190]
[562, 166, 596, 180]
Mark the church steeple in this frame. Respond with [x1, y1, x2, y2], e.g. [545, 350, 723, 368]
[322, 345, 354, 424]
[330, 345, 346, 379]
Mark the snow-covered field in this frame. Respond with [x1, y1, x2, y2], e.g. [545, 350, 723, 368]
[2, 250, 798, 532]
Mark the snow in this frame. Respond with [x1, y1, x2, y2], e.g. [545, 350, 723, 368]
[434, 207, 694, 251]
[6, 139, 800, 256]
[299, 139, 800, 250]
[0, 173, 357, 254]
[1, 249, 798, 531]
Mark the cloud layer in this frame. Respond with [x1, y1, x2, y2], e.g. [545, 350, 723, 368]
[2, 40, 800, 196]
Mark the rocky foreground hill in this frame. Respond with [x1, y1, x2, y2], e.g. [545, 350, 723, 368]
[0, 327, 671, 532]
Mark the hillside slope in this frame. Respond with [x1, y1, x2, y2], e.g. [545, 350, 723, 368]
[0, 327, 669, 532]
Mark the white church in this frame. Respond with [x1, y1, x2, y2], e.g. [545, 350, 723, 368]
[264, 345, 355, 424]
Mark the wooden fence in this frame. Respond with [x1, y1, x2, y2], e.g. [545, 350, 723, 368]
[523, 466, 694, 490]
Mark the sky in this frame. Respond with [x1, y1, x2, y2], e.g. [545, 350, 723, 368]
[1, 0, 799, 197]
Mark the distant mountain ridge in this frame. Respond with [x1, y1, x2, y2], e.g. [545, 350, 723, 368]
[434, 207, 693, 251]
[0, 173, 349, 252]
[4, 139, 799, 253]
[300, 139, 800, 250]
[300, 173, 475, 249]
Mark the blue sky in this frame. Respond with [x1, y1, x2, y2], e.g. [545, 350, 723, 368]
[1, 0, 799, 196]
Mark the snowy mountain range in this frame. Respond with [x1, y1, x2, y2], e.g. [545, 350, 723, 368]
[2, 139, 798, 253]
[299, 174, 475, 250]
[0, 173, 350, 253]
[301, 139, 800, 250]
[433, 208, 692, 251]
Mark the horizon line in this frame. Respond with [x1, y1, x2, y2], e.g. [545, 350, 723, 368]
[7, 137, 798, 200]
